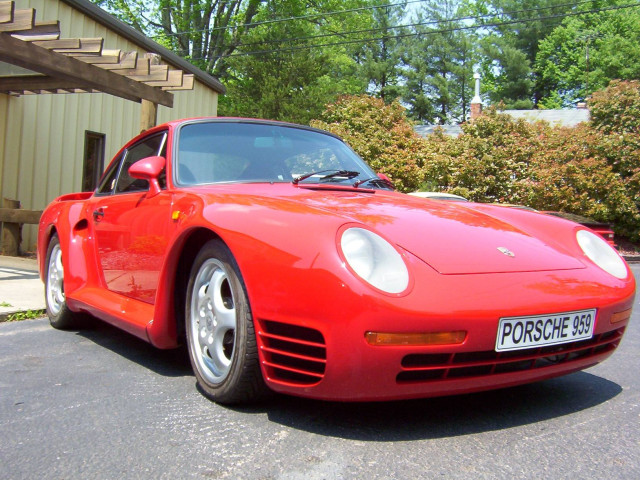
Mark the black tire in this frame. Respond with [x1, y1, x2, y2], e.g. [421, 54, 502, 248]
[44, 234, 80, 329]
[185, 239, 268, 404]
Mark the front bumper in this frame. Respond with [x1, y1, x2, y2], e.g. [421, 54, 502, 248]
[253, 262, 635, 401]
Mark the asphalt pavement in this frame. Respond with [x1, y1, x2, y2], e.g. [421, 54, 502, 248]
[0, 265, 639, 479]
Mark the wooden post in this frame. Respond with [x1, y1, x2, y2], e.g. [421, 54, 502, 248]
[140, 99, 158, 133]
[1, 198, 21, 256]
[139, 53, 161, 133]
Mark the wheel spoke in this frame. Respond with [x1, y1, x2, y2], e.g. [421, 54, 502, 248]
[211, 270, 236, 330]
[210, 332, 231, 372]
[55, 255, 63, 276]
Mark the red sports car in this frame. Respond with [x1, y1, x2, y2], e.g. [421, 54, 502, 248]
[38, 118, 635, 404]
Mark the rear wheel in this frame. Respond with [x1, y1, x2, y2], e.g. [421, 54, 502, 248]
[185, 239, 268, 404]
[45, 235, 80, 329]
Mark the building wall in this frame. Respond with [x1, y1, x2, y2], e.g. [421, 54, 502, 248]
[1, 0, 219, 250]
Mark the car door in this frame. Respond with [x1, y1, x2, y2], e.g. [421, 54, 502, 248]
[89, 132, 172, 304]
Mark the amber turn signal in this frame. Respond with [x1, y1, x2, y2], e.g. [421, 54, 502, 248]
[611, 308, 633, 324]
[365, 331, 466, 346]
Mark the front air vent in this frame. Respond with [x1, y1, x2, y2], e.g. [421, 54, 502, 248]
[397, 328, 624, 384]
[258, 320, 327, 385]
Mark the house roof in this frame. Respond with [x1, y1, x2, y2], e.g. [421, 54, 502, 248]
[415, 108, 591, 138]
[414, 124, 463, 138]
[61, 0, 225, 95]
[501, 109, 590, 127]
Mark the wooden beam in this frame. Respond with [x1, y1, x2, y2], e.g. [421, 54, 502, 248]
[0, 75, 87, 92]
[100, 50, 137, 70]
[163, 74, 194, 91]
[56, 37, 103, 55]
[32, 38, 79, 49]
[0, 207, 41, 224]
[126, 64, 168, 82]
[145, 69, 184, 87]
[75, 48, 121, 64]
[0, 8, 34, 32]
[0, 1, 14, 23]
[1, 199, 22, 256]
[11, 20, 59, 41]
[0, 33, 173, 107]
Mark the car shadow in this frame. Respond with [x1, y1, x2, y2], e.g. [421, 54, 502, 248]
[74, 317, 623, 441]
[233, 372, 622, 441]
[74, 317, 192, 378]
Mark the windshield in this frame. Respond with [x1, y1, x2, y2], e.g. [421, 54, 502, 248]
[174, 121, 381, 187]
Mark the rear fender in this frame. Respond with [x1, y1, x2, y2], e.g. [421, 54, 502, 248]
[38, 197, 101, 298]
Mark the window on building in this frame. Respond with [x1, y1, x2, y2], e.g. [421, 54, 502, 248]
[83, 131, 106, 192]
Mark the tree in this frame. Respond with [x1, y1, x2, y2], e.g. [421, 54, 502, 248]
[356, 0, 406, 101]
[94, 0, 372, 123]
[403, 0, 477, 123]
[535, 4, 640, 107]
[218, 0, 369, 123]
[464, 0, 578, 108]
[93, 0, 264, 79]
[477, 37, 534, 109]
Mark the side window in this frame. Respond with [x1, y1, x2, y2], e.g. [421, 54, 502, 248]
[96, 153, 122, 195]
[115, 133, 167, 194]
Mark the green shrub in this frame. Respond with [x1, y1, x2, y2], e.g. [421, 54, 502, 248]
[590, 80, 640, 135]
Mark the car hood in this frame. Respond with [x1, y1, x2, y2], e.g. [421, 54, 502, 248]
[292, 188, 585, 275]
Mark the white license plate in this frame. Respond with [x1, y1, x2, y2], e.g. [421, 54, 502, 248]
[495, 309, 596, 352]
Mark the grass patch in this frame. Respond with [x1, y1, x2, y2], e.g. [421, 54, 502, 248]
[1, 309, 46, 322]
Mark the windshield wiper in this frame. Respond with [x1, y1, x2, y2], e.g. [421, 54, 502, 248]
[353, 177, 395, 189]
[292, 169, 361, 185]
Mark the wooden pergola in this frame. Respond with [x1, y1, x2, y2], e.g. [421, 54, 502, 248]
[0, 0, 197, 130]
[0, 0, 204, 254]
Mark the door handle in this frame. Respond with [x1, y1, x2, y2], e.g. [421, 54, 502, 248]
[93, 208, 105, 221]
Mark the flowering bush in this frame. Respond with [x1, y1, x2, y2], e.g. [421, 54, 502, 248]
[312, 91, 640, 240]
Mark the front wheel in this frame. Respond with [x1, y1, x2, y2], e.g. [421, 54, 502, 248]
[44, 234, 80, 329]
[185, 239, 268, 404]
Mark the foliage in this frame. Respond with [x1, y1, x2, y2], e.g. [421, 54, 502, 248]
[424, 108, 640, 239]
[92, 0, 263, 77]
[217, 0, 371, 123]
[310, 95, 427, 191]
[589, 80, 640, 135]
[357, 0, 407, 101]
[420, 107, 547, 202]
[95, 0, 640, 120]
[535, 4, 640, 107]
[463, 0, 577, 107]
[403, 0, 477, 123]
[3, 310, 46, 322]
[525, 125, 639, 238]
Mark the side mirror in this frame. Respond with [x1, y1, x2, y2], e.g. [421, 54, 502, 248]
[129, 156, 165, 197]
